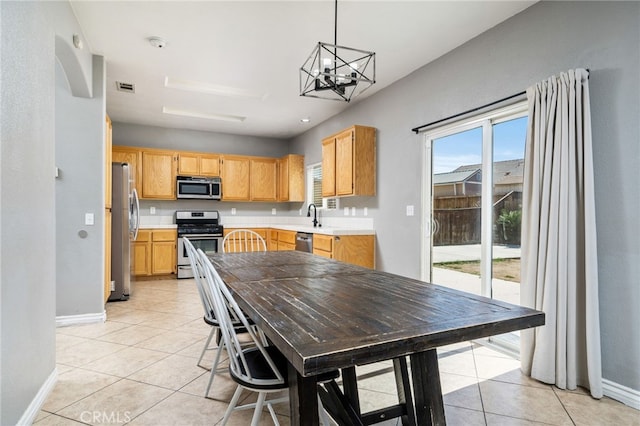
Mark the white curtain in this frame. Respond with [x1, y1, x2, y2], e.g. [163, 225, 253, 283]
[520, 68, 602, 398]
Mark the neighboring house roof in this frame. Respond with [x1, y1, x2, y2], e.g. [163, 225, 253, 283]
[437, 159, 524, 185]
[433, 169, 480, 185]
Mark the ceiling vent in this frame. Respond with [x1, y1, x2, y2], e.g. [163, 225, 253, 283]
[116, 81, 135, 93]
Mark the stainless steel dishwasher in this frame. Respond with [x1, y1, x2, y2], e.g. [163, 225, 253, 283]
[295, 232, 313, 252]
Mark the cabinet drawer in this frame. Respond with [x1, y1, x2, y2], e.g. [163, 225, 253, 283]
[312, 248, 332, 259]
[313, 234, 333, 252]
[152, 229, 177, 242]
[278, 230, 296, 245]
[135, 230, 151, 242]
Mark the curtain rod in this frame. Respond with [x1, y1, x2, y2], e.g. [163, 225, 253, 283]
[411, 69, 590, 134]
[411, 91, 525, 134]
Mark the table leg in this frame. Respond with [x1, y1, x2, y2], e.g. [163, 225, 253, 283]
[393, 357, 417, 426]
[342, 366, 361, 416]
[410, 349, 446, 426]
[288, 363, 319, 426]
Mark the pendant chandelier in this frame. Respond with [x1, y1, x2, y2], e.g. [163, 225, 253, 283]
[300, 0, 376, 102]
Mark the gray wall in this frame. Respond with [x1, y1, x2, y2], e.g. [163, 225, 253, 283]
[290, 1, 640, 394]
[55, 55, 106, 317]
[1, 1, 95, 423]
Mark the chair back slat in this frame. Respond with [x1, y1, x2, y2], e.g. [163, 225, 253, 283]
[222, 229, 267, 253]
[197, 249, 285, 385]
[183, 238, 216, 322]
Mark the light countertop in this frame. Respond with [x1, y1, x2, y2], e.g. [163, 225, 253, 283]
[138, 215, 374, 235]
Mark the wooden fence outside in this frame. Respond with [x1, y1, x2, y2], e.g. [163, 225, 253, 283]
[432, 192, 522, 246]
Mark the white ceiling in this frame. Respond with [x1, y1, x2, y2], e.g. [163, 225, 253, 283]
[70, 1, 535, 139]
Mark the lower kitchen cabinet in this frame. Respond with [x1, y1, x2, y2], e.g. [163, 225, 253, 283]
[133, 229, 177, 276]
[270, 229, 296, 251]
[313, 234, 375, 269]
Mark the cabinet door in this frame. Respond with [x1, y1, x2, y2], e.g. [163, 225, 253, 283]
[333, 235, 375, 269]
[200, 154, 220, 176]
[152, 241, 175, 274]
[132, 242, 150, 276]
[142, 151, 176, 199]
[336, 130, 354, 196]
[278, 154, 305, 202]
[221, 156, 251, 201]
[251, 158, 277, 201]
[112, 146, 142, 197]
[322, 138, 336, 197]
[178, 153, 199, 175]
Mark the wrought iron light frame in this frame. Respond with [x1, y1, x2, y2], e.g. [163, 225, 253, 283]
[300, 1, 376, 102]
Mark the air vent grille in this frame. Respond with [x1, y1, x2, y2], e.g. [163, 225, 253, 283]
[116, 81, 135, 93]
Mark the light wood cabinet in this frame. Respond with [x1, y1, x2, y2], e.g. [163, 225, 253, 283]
[270, 229, 296, 251]
[133, 229, 177, 276]
[322, 125, 376, 197]
[133, 230, 151, 276]
[151, 230, 177, 274]
[251, 157, 278, 201]
[113, 145, 304, 203]
[278, 154, 305, 202]
[112, 145, 142, 197]
[312, 234, 375, 268]
[142, 150, 177, 199]
[178, 152, 220, 177]
[221, 155, 251, 201]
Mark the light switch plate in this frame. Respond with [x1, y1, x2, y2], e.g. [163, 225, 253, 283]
[406, 205, 415, 216]
[351, 207, 356, 216]
[149, 206, 156, 215]
[272, 208, 277, 215]
[231, 208, 236, 215]
[85, 213, 94, 225]
[344, 207, 349, 216]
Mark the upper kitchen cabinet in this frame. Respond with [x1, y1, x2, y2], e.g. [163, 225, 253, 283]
[141, 150, 177, 199]
[221, 155, 251, 201]
[112, 145, 142, 197]
[250, 157, 277, 201]
[278, 154, 305, 202]
[322, 125, 376, 197]
[178, 152, 220, 177]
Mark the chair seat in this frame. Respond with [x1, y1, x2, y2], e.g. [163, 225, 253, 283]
[231, 346, 289, 390]
[231, 346, 340, 390]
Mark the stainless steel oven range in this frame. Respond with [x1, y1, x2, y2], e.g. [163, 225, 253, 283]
[176, 210, 223, 279]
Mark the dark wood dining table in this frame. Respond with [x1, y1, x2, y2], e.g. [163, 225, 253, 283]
[208, 250, 544, 426]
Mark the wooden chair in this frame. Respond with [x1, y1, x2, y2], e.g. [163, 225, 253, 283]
[222, 229, 267, 253]
[197, 249, 336, 425]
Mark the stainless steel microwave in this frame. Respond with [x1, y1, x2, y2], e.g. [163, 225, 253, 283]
[176, 176, 222, 200]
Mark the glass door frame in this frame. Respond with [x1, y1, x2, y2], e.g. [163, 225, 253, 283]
[420, 102, 528, 298]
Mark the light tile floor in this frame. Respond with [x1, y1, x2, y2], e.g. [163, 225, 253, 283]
[38, 278, 639, 425]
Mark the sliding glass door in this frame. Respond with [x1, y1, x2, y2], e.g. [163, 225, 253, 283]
[422, 104, 527, 350]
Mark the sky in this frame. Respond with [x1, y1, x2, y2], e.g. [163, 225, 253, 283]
[432, 116, 527, 174]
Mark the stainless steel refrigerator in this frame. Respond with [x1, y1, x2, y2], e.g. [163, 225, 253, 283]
[109, 162, 139, 302]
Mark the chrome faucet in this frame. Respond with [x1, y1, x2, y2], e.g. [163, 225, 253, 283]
[307, 203, 318, 227]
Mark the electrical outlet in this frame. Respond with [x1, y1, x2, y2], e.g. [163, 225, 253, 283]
[344, 207, 349, 216]
[231, 208, 236, 215]
[272, 208, 277, 215]
[351, 207, 356, 216]
[364, 207, 368, 216]
[150, 206, 156, 215]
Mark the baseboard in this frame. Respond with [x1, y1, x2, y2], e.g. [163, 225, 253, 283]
[603, 379, 640, 410]
[56, 310, 106, 327]
[16, 368, 58, 425]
